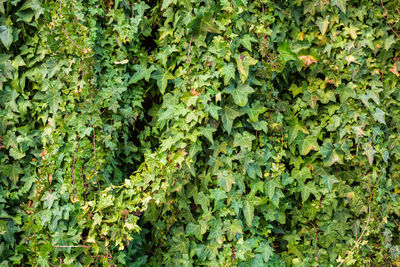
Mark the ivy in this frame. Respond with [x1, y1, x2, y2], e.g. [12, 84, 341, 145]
[0, 0, 400, 266]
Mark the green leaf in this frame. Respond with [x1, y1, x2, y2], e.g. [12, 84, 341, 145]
[221, 63, 236, 85]
[2, 163, 23, 184]
[363, 144, 376, 165]
[316, 16, 329, 35]
[188, 12, 221, 38]
[0, 25, 13, 49]
[292, 167, 312, 184]
[320, 142, 343, 166]
[93, 213, 102, 227]
[373, 108, 385, 124]
[210, 188, 227, 202]
[243, 200, 254, 227]
[241, 101, 267, 122]
[264, 178, 282, 200]
[233, 131, 255, 151]
[9, 147, 25, 160]
[277, 42, 297, 64]
[231, 83, 255, 107]
[195, 192, 210, 212]
[299, 181, 317, 202]
[256, 242, 274, 262]
[161, 0, 176, 10]
[337, 83, 356, 103]
[200, 127, 216, 145]
[42, 191, 58, 210]
[186, 222, 202, 241]
[296, 134, 320, 155]
[156, 71, 173, 95]
[331, 0, 346, 13]
[321, 175, 339, 192]
[217, 170, 235, 192]
[239, 34, 257, 51]
[235, 53, 258, 83]
[227, 219, 243, 241]
[288, 83, 302, 97]
[221, 104, 243, 135]
[384, 35, 396, 51]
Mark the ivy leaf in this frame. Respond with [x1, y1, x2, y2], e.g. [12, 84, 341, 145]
[0, 25, 13, 49]
[321, 175, 339, 192]
[337, 83, 356, 103]
[298, 55, 318, 69]
[241, 101, 267, 122]
[93, 213, 102, 227]
[221, 104, 243, 135]
[384, 35, 396, 51]
[227, 219, 243, 241]
[296, 134, 320, 155]
[2, 163, 23, 184]
[161, 0, 176, 10]
[221, 62, 236, 85]
[363, 144, 376, 165]
[288, 83, 303, 97]
[256, 242, 274, 262]
[206, 102, 221, 120]
[42, 191, 58, 210]
[188, 12, 221, 38]
[264, 178, 282, 200]
[292, 167, 312, 185]
[231, 83, 255, 107]
[331, 0, 346, 13]
[373, 108, 385, 124]
[320, 142, 343, 166]
[277, 42, 297, 64]
[239, 34, 257, 51]
[195, 192, 210, 213]
[9, 147, 25, 160]
[217, 170, 235, 192]
[243, 200, 254, 227]
[235, 53, 257, 83]
[299, 181, 317, 202]
[155, 70, 173, 95]
[200, 127, 216, 145]
[233, 131, 255, 151]
[210, 188, 227, 202]
[316, 16, 329, 35]
[186, 222, 202, 241]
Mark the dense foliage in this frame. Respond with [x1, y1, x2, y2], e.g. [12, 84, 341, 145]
[1, 0, 400, 265]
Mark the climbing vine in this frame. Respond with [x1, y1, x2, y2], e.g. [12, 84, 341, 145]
[0, 0, 400, 266]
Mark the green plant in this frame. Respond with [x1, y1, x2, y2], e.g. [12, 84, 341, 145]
[0, 0, 399, 266]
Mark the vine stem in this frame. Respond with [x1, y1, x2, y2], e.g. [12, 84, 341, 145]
[187, 34, 193, 63]
[53, 245, 90, 248]
[310, 221, 319, 264]
[261, 3, 276, 68]
[380, 0, 400, 39]
[59, 0, 85, 52]
[71, 141, 79, 199]
[90, 95, 101, 194]
[337, 189, 374, 267]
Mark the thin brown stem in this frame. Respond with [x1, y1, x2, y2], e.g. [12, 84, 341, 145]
[90, 95, 101, 194]
[187, 34, 193, 63]
[380, 0, 400, 39]
[310, 222, 319, 264]
[278, 10, 290, 15]
[338, 189, 374, 267]
[71, 142, 79, 199]
[53, 245, 90, 248]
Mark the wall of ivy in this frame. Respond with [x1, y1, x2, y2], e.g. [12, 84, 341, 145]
[1, 0, 400, 266]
